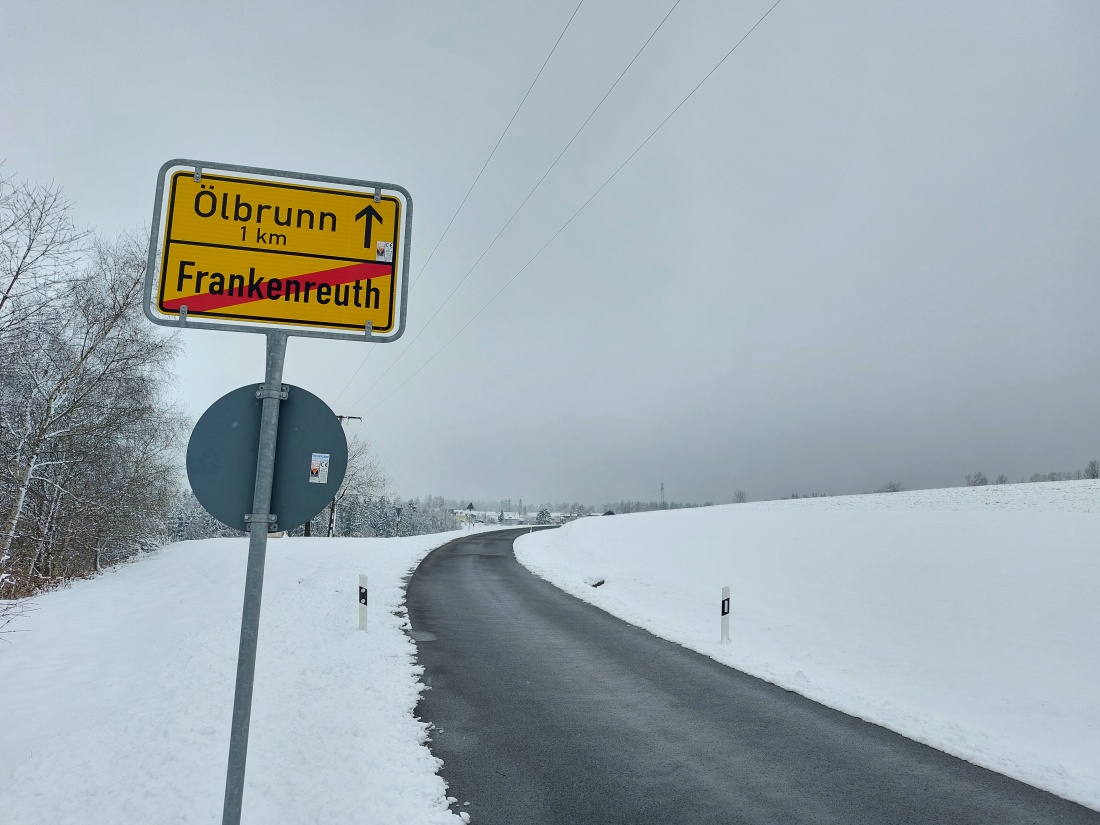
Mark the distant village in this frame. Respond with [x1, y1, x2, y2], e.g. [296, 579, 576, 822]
[452, 506, 615, 527]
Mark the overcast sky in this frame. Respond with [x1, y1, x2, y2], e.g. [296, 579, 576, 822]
[2, 0, 1099, 504]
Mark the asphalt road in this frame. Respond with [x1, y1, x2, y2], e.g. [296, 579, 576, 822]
[407, 528, 1099, 825]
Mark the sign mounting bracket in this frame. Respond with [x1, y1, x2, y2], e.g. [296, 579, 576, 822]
[255, 384, 289, 400]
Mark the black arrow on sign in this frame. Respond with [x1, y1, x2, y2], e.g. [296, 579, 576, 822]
[354, 204, 384, 249]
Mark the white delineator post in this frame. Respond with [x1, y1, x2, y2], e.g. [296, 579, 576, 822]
[359, 574, 368, 631]
[721, 586, 730, 643]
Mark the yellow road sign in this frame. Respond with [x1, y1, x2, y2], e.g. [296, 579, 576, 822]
[145, 161, 411, 341]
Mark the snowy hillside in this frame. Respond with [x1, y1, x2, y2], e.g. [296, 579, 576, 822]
[514, 482, 1100, 811]
[0, 533, 474, 825]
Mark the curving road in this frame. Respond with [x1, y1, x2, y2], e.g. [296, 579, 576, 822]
[407, 528, 1099, 825]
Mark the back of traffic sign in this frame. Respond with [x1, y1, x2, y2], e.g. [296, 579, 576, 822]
[148, 160, 412, 825]
[186, 383, 349, 532]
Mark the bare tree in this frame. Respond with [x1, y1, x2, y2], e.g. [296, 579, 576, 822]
[0, 232, 183, 596]
[1086, 460, 1100, 480]
[0, 597, 32, 641]
[732, 491, 747, 503]
[0, 171, 85, 342]
[326, 436, 387, 537]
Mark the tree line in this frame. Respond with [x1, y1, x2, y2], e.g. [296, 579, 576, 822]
[172, 438, 459, 541]
[0, 169, 186, 600]
[964, 461, 1100, 487]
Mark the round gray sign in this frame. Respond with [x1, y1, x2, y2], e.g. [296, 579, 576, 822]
[187, 384, 349, 532]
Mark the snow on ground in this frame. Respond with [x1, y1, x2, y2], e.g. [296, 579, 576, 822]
[514, 481, 1100, 811]
[0, 530, 481, 825]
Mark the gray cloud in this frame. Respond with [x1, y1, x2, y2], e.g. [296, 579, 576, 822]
[3, 0, 1098, 503]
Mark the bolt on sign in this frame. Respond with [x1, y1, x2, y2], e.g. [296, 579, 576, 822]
[144, 160, 412, 341]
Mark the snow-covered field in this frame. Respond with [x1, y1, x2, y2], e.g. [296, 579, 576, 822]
[0, 531, 478, 825]
[515, 482, 1100, 811]
[6, 486, 1099, 818]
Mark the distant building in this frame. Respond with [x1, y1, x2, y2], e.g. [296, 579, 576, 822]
[451, 509, 533, 526]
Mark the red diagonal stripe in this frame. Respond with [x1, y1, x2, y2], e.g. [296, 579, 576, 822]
[162, 260, 392, 313]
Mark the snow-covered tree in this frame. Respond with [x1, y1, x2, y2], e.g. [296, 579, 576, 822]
[0, 171, 85, 345]
[171, 491, 244, 541]
[0, 230, 184, 596]
[325, 436, 386, 537]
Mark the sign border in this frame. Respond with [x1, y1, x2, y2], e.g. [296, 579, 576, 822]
[144, 159, 413, 343]
[159, 172, 402, 334]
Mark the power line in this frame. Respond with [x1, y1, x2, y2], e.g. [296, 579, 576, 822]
[332, 0, 585, 407]
[409, 0, 585, 290]
[347, 0, 684, 411]
[359, 421, 412, 495]
[362, 0, 785, 414]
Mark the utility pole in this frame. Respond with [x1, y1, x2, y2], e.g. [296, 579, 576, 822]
[660, 479, 666, 509]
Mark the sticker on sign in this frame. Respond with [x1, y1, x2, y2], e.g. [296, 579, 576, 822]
[309, 452, 330, 484]
[144, 160, 412, 342]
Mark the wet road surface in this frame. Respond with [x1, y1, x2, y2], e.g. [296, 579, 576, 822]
[407, 528, 1099, 825]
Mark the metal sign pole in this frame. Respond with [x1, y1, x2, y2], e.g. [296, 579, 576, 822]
[222, 330, 288, 825]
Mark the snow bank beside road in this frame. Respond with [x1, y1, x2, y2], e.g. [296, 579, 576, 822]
[0, 533, 471, 825]
[514, 482, 1100, 811]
